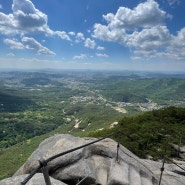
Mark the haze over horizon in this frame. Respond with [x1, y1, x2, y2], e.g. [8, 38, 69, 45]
[0, 0, 185, 72]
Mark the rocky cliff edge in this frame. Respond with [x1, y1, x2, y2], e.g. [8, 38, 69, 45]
[1, 134, 185, 185]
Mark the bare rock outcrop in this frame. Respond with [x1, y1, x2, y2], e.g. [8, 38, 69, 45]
[1, 134, 185, 185]
[0, 174, 66, 185]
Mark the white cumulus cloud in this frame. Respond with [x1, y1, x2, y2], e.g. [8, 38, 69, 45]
[127, 26, 172, 50]
[103, 0, 166, 30]
[0, 0, 70, 41]
[68, 32, 75, 36]
[4, 38, 24, 49]
[22, 37, 56, 55]
[4, 37, 55, 55]
[12, 0, 47, 31]
[75, 32, 85, 43]
[93, 0, 185, 61]
[84, 38, 96, 49]
[55, 31, 71, 41]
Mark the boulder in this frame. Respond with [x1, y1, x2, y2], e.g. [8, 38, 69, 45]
[3, 134, 185, 185]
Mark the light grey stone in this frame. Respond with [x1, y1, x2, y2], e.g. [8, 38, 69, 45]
[0, 174, 66, 185]
[141, 177, 153, 185]
[9, 134, 185, 185]
[108, 160, 129, 185]
[129, 167, 141, 185]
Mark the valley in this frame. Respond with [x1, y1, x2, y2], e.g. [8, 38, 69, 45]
[0, 70, 185, 149]
[0, 70, 185, 179]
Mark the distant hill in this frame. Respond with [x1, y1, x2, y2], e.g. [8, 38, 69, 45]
[97, 78, 185, 103]
[0, 91, 36, 112]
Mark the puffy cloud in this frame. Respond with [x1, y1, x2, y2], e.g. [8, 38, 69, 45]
[127, 26, 172, 50]
[93, 23, 127, 43]
[93, 0, 185, 60]
[12, 0, 36, 13]
[68, 32, 75, 36]
[75, 32, 85, 43]
[132, 27, 185, 60]
[4, 37, 55, 55]
[12, 0, 47, 31]
[73, 54, 87, 60]
[55, 31, 71, 41]
[0, 13, 18, 35]
[77, 32, 85, 39]
[0, 0, 70, 41]
[93, 0, 167, 42]
[176, 27, 185, 42]
[165, 28, 185, 60]
[103, 0, 166, 30]
[21, 37, 55, 55]
[84, 38, 96, 49]
[4, 38, 24, 49]
[14, 11, 46, 31]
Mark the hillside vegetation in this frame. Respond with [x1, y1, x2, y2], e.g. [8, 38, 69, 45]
[88, 106, 185, 159]
[0, 106, 185, 180]
[1, 71, 185, 149]
[0, 71, 185, 180]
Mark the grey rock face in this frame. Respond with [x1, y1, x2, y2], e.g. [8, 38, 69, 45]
[2, 134, 185, 185]
[0, 174, 66, 185]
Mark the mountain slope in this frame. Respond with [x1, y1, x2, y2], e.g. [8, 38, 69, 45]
[88, 106, 185, 159]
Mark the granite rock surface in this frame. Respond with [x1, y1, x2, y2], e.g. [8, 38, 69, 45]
[1, 134, 185, 185]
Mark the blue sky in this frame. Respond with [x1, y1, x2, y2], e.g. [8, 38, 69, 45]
[0, 0, 185, 71]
